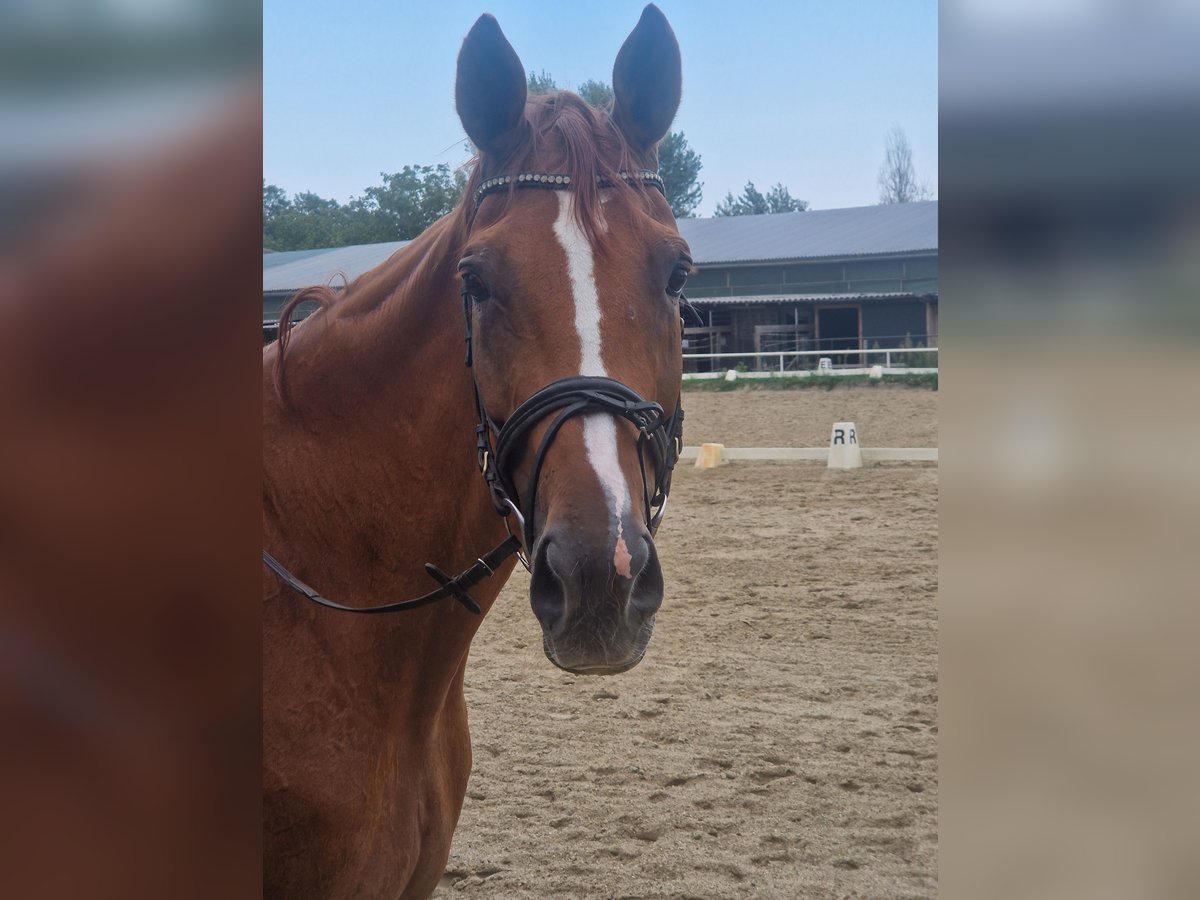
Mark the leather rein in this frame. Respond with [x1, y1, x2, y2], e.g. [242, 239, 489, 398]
[263, 170, 684, 616]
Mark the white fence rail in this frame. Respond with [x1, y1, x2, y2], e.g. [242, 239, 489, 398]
[682, 346, 938, 373]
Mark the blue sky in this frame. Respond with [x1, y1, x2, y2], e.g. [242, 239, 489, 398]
[264, 1, 937, 216]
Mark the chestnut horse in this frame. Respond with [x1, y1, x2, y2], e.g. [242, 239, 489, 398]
[263, 6, 688, 897]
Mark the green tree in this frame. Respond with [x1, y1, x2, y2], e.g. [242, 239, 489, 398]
[262, 165, 467, 251]
[263, 181, 290, 219]
[714, 181, 807, 216]
[577, 78, 613, 111]
[658, 131, 703, 218]
[527, 69, 556, 95]
[347, 165, 467, 243]
[878, 125, 932, 204]
[764, 183, 806, 213]
[263, 190, 352, 251]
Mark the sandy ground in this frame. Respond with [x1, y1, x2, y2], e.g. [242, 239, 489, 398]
[435, 388, 938, 898]
[681, 386, 938, 449]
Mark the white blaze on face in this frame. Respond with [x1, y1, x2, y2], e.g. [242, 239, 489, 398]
[552, 192, 634, 577]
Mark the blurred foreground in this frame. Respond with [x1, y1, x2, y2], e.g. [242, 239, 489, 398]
[942, 2, 1200, 898]
[0, 3, 261, 898]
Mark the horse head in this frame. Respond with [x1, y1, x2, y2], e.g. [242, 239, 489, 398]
[455, 6, 687, 675]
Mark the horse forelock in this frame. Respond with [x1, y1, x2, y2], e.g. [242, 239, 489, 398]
[457, 91, 654, 247]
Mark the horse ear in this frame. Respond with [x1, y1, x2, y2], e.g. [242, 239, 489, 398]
[612, 4, 682, 155]
[456, 15, 528, 158]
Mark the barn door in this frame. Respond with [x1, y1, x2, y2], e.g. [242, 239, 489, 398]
[816, 306, 861, 366]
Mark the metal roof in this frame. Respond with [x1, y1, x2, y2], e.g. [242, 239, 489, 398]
[263, 241, 410, 293]
[262, 247, 339, 270]
[675, 201, 937, 265]
[692, 291, 929, 307]
[263, 202, 937, 293]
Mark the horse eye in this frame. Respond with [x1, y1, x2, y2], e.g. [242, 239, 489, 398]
[666, 266, 689, 297]
[461, 271, 490, 303]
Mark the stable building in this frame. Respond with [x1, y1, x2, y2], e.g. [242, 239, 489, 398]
[263, 201, 938, 364]
[676, 201, 937, 370]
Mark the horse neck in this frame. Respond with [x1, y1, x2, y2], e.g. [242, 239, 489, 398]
[263, 215, 506, 673]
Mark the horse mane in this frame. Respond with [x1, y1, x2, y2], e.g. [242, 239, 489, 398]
[272, 90, 652, 404]
[271, 284, 337, 407]
[270, 216, 462, 408]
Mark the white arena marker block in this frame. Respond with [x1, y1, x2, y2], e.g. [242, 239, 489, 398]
[828, 422, 863, 469]
[869, 364, 883, 379]
[724, 368, 738, 382]
[817, 357, 833, 374]
[694, 442, 727, 469]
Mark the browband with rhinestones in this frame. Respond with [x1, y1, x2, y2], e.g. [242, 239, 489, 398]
[473, 169, 666, 209]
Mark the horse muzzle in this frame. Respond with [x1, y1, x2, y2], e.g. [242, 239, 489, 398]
[528, 520, 663, 675]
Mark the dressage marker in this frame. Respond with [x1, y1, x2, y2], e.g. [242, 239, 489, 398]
[693, 442, 727, 468]
[685, 420, 937, 467]
[828, 421, 863, 469]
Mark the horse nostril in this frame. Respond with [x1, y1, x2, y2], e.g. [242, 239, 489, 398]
[627, 532, 663, 621]
[529, 531, 569, 632]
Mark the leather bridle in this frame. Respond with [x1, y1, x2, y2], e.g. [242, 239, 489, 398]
[263, 170, 685, 615]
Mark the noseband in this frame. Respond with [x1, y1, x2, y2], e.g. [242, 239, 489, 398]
[264, 170, 684, 614]
[471, 375, 683, 560]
